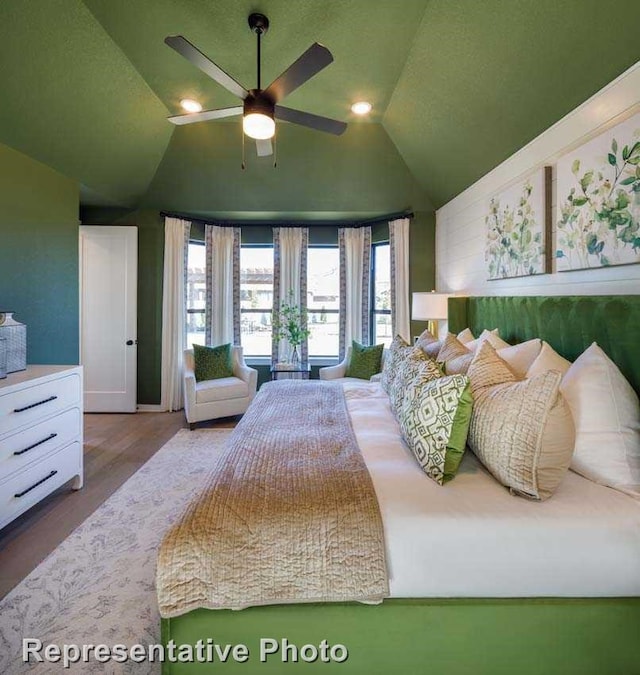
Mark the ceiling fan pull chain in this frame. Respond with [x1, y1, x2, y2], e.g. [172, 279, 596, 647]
[273, 131, 277, 169]
[241, 125, 246, 170]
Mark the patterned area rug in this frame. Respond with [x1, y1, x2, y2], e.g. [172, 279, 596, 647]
[0, 428, 231, 674]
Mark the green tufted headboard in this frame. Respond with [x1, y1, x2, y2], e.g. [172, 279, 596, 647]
[448, 295, 640, 396]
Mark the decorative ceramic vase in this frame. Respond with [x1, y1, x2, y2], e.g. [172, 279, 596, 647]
[0, 312, 27, 373]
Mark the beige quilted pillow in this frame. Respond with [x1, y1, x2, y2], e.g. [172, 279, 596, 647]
[467, 342, 575, 500]
[466, 341, 517, 398]
[437, 333, 471, 360]
[415, 329, 441, 359]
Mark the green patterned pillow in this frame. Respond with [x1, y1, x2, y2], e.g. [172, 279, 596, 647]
[193, 343, 233, 382]
[381, 335, 411, 393]
[399, 369, 473, 485]
[390, 347, 442, 417]
[345, 341, 384, 380]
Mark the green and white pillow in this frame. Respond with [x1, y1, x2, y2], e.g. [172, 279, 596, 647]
[345, 341, 384, 380]
[381, 335, 411, 394]
[193, 343, 233, 382]
[398, 367, 473, 485]
[390, 347, 441, 417]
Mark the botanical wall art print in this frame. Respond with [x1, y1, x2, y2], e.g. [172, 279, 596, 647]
[556, 112, 640, 272]
[485, 167, 551, 280]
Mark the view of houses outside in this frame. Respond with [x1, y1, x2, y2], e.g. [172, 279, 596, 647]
[186, 241, 391, 357]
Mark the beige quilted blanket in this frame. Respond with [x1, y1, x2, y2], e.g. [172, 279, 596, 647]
[156, 380, 389, 617]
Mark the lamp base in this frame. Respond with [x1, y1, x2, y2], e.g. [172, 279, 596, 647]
[427, 320, 438, 338]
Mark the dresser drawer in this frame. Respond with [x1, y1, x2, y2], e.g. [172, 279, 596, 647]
[0, 407, 81, 481]
[0, 441, 82, 529]
[0, 373, 81, 437]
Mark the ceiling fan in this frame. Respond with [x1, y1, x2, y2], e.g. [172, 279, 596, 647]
[165, 13, 347, 158]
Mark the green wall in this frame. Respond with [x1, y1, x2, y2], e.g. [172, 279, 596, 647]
[81, 207, 435, 404]
[0, 142, 79, 365]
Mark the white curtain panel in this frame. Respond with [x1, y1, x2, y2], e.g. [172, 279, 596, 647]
[338, 226, 371, 358]
[205, 225, 237, 346]
[160, 216, 191, 412]
[272, 227, 308, 363]
[389, 217, 411, 343]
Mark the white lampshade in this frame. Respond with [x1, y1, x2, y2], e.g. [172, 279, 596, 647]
[412, 292, 449, 321]
[243, 112, 275, 140]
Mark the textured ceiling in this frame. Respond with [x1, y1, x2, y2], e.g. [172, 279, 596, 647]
[384, 0, 640, 207]
[0, 0, 638, 214]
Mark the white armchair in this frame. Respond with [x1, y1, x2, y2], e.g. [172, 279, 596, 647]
[183, 346, 258, 429]
[319, 346, 388, 384]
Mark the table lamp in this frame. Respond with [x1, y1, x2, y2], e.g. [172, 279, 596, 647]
[412, 292, 449, 338]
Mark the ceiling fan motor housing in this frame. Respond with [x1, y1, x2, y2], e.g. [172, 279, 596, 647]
[244, 89, 275, 118]
[248, 13, 269, 34]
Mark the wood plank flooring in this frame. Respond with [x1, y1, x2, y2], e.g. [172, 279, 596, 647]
[0, 411, 238, 599]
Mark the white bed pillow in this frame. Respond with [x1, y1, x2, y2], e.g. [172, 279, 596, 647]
[441, 335, 540, 379]
[466, 329, 510, 352]
[525, 341, 571, 379]
[497, 339, 542, 379]
[456, 328, 475, 344]
[561, 343, 640, 497]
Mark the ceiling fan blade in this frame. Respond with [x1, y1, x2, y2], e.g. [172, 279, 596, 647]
[167, 106, 243, 125]
[264, 43, 333, 102]
[255, 139, 273, 157]
[275, 106, 347, 136]
[165, 35, 248, 100]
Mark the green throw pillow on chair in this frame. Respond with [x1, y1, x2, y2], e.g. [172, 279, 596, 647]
[345, 341, 384, 380]
[193, 343, 233, 382]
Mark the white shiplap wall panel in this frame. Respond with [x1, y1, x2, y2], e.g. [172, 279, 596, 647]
[436, 61, 640, 297]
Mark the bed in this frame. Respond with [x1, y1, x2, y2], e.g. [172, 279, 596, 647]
[160, 295, 640, 675]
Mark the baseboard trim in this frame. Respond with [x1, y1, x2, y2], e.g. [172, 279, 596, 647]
[136, 404, 167, 413]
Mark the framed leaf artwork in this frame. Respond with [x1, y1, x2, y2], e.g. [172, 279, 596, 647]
[485, 166, 551, 280]
[556, 112, 640, 271]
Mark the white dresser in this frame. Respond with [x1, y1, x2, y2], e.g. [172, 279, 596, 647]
[0, 366, 83, 530]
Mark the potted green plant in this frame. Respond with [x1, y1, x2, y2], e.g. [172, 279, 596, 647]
[272, 293, 310, 367]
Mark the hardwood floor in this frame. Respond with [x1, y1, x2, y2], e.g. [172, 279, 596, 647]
[0, 411, 238, 600]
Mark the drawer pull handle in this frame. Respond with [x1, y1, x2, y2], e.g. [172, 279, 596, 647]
[14, 433, 58, 456]
[14, 470, 58, 498]
[13, 396, 58, 413]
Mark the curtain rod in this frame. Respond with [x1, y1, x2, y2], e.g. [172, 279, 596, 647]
[159, 210, 414, 229]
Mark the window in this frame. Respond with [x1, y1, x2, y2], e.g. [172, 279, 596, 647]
[240, 245, 274, 356]
[186, 242, 206, 347]
[307, 246, 339, 357]
[371, 242, 391, 347]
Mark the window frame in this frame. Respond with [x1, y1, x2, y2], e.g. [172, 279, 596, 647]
[370, 241, 391, 345]
[307, 244, 340, 359]
[186, 240, 206, 346]
[240, 243, 275, 358]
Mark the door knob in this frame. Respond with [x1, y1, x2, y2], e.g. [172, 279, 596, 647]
[126, 340, 137, 346]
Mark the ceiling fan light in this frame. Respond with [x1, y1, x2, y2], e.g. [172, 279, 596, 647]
[351, 101, 372, 115]
[180, 98, 203, 113]
[243, 112, 275, 140]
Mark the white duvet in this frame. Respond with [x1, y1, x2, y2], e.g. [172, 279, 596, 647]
[343, 382, 640, 598]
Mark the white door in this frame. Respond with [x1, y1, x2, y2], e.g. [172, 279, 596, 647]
[80, 226, 137, 412]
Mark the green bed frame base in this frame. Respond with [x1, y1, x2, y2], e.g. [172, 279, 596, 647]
[161, 598, 640, 675]
[161, 296, 640, 675]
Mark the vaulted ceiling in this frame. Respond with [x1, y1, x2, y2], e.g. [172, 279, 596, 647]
[0, 0, 638, 215]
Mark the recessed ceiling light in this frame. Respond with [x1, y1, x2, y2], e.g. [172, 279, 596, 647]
[351, 101, 372, 115]
[180, 98, 203, 113]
